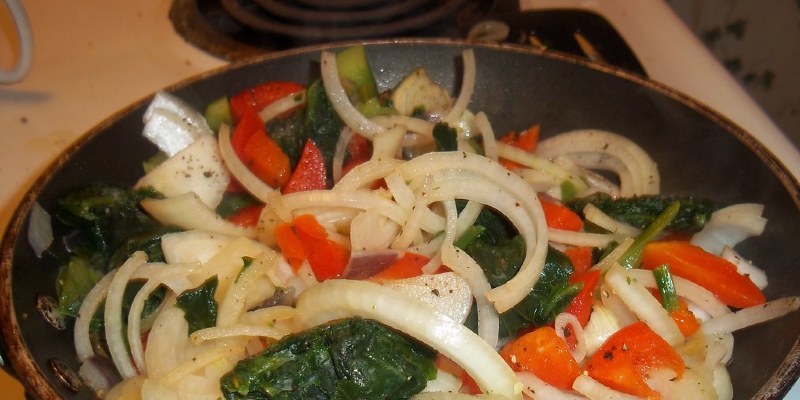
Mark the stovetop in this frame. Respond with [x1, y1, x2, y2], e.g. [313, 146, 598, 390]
[168, 0, 645, 77]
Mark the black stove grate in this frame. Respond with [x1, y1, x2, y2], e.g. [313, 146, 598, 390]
[169, 0, 646, 77]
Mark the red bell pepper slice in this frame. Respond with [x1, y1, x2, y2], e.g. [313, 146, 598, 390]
[229, 81, 305, 122]
[283, 139, 328, 194]
[564, 268, 601, 327]
[369, 252, 429, 281]
[565, 246, 594, 275]
[641, 240, 766, 308]
[227, 204, 264, 227]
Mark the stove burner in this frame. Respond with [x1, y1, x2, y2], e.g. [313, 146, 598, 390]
[169, 0, 645, 77]
[220, 0, 467, 42]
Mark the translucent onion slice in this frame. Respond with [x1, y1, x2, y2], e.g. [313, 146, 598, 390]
[536, 129, 660, 196]
[720, 246, 768, 289]
[218, 124, 275, 203]
[441, 244, 500, 348]
[605, 263, 683, 346]
[547, 228, 625, 248]
[554, 312, 587, 362]
[626, 268, 730, 318]
[443, 49, 476, 124]
[572, 374, 642, 400]
[216, 249, 279, 327]
[582, 203, 642, 237]
[75, 270, 118, 361]
[334, 157, 403, 191]
[496, 143, 588, 195]
[690, 203, 767, 255]
[332, 127, 355, 184]
[395, 152, 548, 313]
[257, 90, 305, 123]
[135, 135, 230, 209]
[516, 372, 586, 400]
[189, 325, 289, 344]
[140, 192, 257, 238]
[280, 189, 408, 225]
[296, 279, 522, 399]
[474, 112, 498, 162]
[702, 296, 800, 334]
[105, 251, 149, 378]
[27, 201, 53, 258]
[320, 50, 385, 138]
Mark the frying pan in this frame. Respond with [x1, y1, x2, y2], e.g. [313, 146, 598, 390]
[1, 39, 799, 399]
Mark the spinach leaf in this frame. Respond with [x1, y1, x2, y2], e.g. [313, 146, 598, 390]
[462, 207, 580, 338]
[432, 122, 457, 151]
[52, 184, 174, 318]
[220, 318, 436, 400]
[304, 79, 343, 184]
[267, 109, 306, 169]
[55, 256, 104, 317]
[176, 276, 219, 334]
[567, 192, 719, 233]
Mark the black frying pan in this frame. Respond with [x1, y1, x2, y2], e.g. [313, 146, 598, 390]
[1, 39, 799, 399]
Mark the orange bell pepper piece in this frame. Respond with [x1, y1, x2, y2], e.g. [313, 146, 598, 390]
[273, 214, 350, 281]
[498, 124, 540, 170]
[500, 326, 582, 391]
[641, 240, 766, 308]
[585, 321, 685, 399]
[540, 197, 584, 232]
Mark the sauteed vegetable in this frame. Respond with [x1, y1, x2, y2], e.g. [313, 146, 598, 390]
[35, 45, 799, 400]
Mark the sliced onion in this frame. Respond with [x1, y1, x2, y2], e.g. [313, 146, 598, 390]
[140, 192, 257, 238]
[547, 228, 625, 248]
[384, 272, 474, 325]
[626, 268, 730, 318]
[582, 304, 622, 357]
[320, 50, 385, 138]
[443, 49, 476, 124]
[27, 201, 53, 258]
[702, 296, 800, 334]
[189, 325, 288, 344]
[605, 264, 683, 346]
[280, 189, 407, 225]
[343, 249, 401, 279]
[296, 279, 522, 399]
[332, 127, 355, 184]
[582, 203, 641, 237]
[720, 246, 767, 289]
[258, 90, 305, 122]
[441, 244, 500, 348]
[474, 112, 498, 162]
[554, 312, 586, 362]
[216, 249, 279, 327]
[690, 203, 767, 255]
[536, 129, 660, 196]
[516, 372, 586, 400]
[105, 251, 149, 378]
[394, 152, 549, 313]
[334, 157, 403, 191]
[75, 270, 118, 361]
[135, 135, 230, 209]
[572, 374, 642, 400]
[217, 124, 275, 203]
